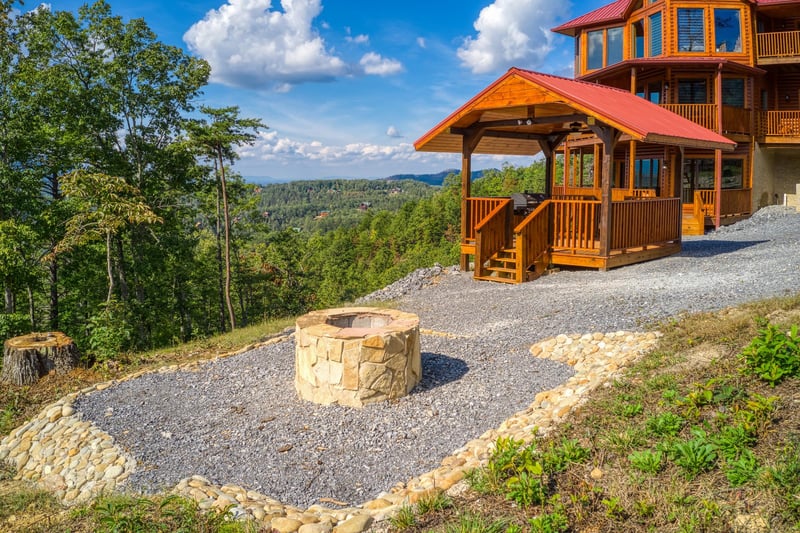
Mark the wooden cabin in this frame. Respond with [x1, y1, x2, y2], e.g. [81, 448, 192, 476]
[414, 0, 800, 284]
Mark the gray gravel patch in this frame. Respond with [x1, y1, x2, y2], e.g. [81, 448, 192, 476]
[74, 206, 800, 509]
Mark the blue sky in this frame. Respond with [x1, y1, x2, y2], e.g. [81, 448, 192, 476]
[47, 0, 609, 181]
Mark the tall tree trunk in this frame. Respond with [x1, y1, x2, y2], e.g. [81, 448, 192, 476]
[4, 282, 14, 314]
[233, 243, 248, 327]
[48, 256, 59, 330]
[106, 230, 115, 305]
[217, 151, 236, 330]
[26, 286, 35, 330]
[114, 235, 130, 303]
[215, 176, 226, 333]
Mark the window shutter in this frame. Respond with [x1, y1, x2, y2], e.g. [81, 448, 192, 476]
[649, 12, 662, 56]
[678, 9, 705, 52]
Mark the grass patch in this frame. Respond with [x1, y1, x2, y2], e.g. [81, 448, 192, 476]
[393, 293, 800, 532]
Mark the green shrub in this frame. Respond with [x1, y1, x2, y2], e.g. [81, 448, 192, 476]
[628, 449, 664, 475]
[740, 321, 800, 386]
[646, 412, 685, 437]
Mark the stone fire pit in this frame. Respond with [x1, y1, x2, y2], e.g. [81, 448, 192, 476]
[294, 307, 421, 407]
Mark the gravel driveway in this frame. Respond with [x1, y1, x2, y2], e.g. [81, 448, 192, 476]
[74, 206, 800, 508]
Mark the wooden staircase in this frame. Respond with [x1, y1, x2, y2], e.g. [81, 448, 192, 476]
[682, 204, 705, 236]
[475, 247, 520, 283]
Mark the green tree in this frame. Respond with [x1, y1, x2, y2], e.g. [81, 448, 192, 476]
[184, 106, 266, 330]
[54, 170, 162, 305]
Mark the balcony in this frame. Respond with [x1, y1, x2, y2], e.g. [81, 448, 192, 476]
[659, 104, 752, 136]
[757, 30, 800, 65]
[757, 111, 800, 142]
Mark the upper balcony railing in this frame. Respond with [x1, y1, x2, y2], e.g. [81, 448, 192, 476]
[757, 111, 800, 139]
[757, 30, 800, 64]
[659, 104, 752, 135]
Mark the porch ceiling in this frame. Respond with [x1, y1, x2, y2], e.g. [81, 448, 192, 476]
[414, 68, 737, 156]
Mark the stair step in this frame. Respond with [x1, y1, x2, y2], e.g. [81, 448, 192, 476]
[474, 274, 519, 284]
[486, 266, 517, 274]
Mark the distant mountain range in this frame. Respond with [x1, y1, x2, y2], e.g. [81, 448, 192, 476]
[243, 168, 490, 187]
[384, 169, 489, 186]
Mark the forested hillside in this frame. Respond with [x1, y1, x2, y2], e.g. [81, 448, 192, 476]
[255, 179, 436, 231]
[0, 0, 547, 364]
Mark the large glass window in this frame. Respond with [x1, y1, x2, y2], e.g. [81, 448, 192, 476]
[632, 20, 645, 58]
[634, 159, 661, 188]
[587, 30, 603, 70]
[715, 9, 742, 53]
[649, 12, 662, 56]
[678, 8, 705, 52]
[607, 27, 623, 65]
[678, 79, 707, 104]
[721, 159, 744, 189]
[722, 78, 745, 107]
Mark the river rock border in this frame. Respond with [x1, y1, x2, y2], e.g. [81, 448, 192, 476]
[0, 330, 660, 533]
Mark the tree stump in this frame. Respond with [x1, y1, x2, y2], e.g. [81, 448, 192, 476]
[1, 332, 79, 386]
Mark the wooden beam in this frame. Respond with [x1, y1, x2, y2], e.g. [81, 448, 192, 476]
[538, 134, 566, 197]
[589, 124, 621, 260]
[460, 132, 479, 271]
[714, 64, 723, 229]
[455, 114, 589, 132]
[450, 129, 552, 142]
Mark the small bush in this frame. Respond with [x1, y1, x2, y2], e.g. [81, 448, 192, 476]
[740, 321, 800, 386]
[628, 449, 664, 475]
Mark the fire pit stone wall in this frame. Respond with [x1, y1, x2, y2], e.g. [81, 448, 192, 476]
[294, 307, 421, 407]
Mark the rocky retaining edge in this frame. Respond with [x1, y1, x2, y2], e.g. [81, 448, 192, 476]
[0, 330, 659, 533]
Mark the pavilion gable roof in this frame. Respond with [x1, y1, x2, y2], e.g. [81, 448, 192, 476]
[414, 68, 736, 156]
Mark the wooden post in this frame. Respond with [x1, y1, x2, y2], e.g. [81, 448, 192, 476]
[460, 134, 475, 271]
[629, 141, 637, 194]
[590, 125, 620, 260]
[538, 134, 564, 198]
[715, 64, 723, 229]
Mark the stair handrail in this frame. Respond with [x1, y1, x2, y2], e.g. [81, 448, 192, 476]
[475, 199, 512, 278]
[513, 199, 552, 282]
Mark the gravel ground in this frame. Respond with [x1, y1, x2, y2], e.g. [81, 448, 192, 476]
[74, 206, 800, 508]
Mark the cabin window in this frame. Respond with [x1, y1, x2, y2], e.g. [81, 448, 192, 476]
[714, 9, 742, 53]
[648, 82, 663, 104]
[677, 8, 706, 52]
[722, 78, 745, 108]
[685, 158, 744, 190]
[722, 159, 744, 189]
[634, 159, 661, 189]
[587, 30, 604, 70]
[678, 79, 708, 104]
[649, 12, 663, 56]
[632, 20, 645, 58]
[607, 27, 623, 65]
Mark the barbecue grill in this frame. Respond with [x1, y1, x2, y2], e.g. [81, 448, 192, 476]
[511, 192, 548, 216]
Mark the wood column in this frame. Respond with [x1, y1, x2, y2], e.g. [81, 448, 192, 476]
[538, 134, 565, 198]
[590, 125, 620, 261]
[460, 135, 473, 271]
[715, 64, 723, 228]
[629, 141, 637, 193]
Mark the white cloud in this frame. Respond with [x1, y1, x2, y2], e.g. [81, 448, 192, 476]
[184, 0, 403, 90]
[359, 52, 403, 76]
[417, 37, 426, 49]
[239, 130, 450, 165]
[458, 0, 570, 74]
[345, 33, 369, 44]
[386, 126, 403, 138]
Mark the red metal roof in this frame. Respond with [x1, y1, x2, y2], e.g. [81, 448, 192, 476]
[553, 0, 800, 36]
[415, 68, 736, 155]
[552, 0, 632, 36]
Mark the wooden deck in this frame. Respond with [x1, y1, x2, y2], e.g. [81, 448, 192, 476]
[466, 196, 683, 283]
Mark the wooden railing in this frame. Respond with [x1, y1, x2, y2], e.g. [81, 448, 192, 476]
[722, 106, 752, 135]
[552, 187, 656, 201]
[758, 111, 800, 137]
[611, 198, 681, 250]
[661, 104, 716, 130]
[694, 189, 752, 218]
[513, 200, 552, 281]
[474, 199, 512, 278]
[466, 197, 507, 241]
[552, 186, 599, 199]
[551, 199, 600, 252]
[757, 30, 800, 61]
